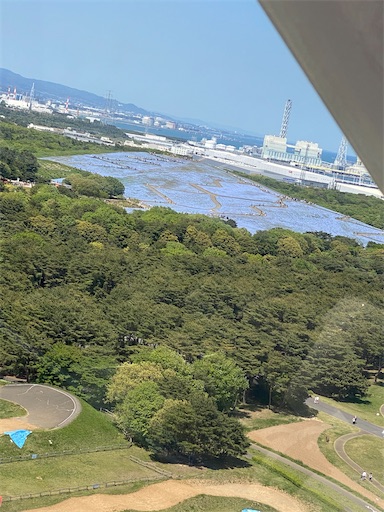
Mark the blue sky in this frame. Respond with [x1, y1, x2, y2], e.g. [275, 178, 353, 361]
[0, 0, 346, 151]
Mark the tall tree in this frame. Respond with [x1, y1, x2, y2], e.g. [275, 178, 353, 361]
[192, 353, 248, 411]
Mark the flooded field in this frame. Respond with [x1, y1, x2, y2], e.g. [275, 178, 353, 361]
[47, 152, 384, 245]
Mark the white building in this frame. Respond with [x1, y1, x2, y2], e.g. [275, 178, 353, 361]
[165, 121, 176, 129]
[204, 137, 217, 149]
[171, 144, 193, 156]
[262, 135, 322, 167]
[261, 135, 289, 161]
[142, 116, 153, 126]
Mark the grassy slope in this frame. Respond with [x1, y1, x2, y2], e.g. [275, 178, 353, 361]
[0, 399, 126, 456]
[239, 406, 302, 432]
[317, 413, 384, 501]
[0, 401, 375, 511]
[344, 435, 384, 483]
[124, 496, 278, 512]
[315, 383, 384, 427]
[0, 399, 26, 419]
[0, 448, 159, 496]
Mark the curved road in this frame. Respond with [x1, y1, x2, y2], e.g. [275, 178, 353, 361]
[334, 432, 384, 495]
[250, 443, 383, 512]
[305, 398, 384, 438]
[247, 398, 384, 511]
[0, 383, 81, 429]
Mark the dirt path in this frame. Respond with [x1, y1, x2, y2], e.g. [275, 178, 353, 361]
[190, 183, 222, 212]
[22, 479, 309, 512]
[0, 417, 38, 432]
[249, 419, 384, 508]
[145, 184, 175, 204]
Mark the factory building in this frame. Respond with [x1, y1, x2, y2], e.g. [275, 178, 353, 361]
[261, 135, 289, 161]
[261, 135, 322, 167]
[141, 116, 153, 126]
[293, 140, 322, 166]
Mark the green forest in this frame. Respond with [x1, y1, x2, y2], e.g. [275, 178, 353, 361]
[1, 113, 383, 460]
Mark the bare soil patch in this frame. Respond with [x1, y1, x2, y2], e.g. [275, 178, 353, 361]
[0, 417, 38, 432]
[23, 479, 309, 512]
[249, 419, 384, 508]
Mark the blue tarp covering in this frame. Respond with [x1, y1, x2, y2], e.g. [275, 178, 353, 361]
[241, 509, 261, 512]
[4, 429, 32, 448]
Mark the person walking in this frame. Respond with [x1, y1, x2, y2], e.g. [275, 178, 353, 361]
[361, 471, 367, 480]
[352, 416, 357, 425]
[368, 472, 373, 481]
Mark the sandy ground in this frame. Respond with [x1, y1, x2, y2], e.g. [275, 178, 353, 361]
[249, 419, 384, 508]
[22, 479, 309, 512]
[0, 416, 38, 432]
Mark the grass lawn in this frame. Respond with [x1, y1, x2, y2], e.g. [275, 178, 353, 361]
[0, 448, 159, 496]
[317, 413, 384, 500]
[0, 399, 26, 419]
[248, 451, 362, 512]
[0, 450, 369, 512]
[238, 405, 302, 432]
[0, 398, 377, 512]
[37, 159, 96, 180]
[344, 434, 384, 483]
[315, 382, 384, 427]
[123, 495, 278, 512]
[0, 480, 155, 512]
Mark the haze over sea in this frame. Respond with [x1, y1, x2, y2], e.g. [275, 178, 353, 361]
[48, 152, 382, 246]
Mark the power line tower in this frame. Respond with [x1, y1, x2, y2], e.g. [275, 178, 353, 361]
[279, 99, 292, 138]
[29, 82, 35, 111]
[334, 136, 348, 169]
[103, 90, 113, 124]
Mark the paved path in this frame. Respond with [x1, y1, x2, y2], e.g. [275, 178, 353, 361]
[250, 443, 383, 512]
[305, 397, 384, 438]
[303, 396, 384, 506]
[334, 432, 384, 494]
[0, 384, 81, 430]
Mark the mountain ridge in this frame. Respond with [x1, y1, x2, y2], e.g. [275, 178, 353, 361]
[0, 68, 261, 137]
[0, 68, 152, 117]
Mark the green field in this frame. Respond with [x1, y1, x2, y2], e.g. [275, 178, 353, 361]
[344, 434, 384, 483]
[317, 413, 384, 501]
[0, 399, 129, 458]
[0, 399, 26, 419]
[0, 402, 378, 512]
[239, 406, 302, 432]
[315, 383, 384, 426]
[0, 448, 160, 496]
[124, 495, 278, 512]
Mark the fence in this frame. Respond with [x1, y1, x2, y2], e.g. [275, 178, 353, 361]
[0, 444, 131, 465]
[128, 455, 173, 478]
[3, 454, 175, 503]
[1, 477, 159, 503]
[0, 451, 174, 503]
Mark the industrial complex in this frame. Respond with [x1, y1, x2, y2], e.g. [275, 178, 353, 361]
[0, 85, 378, 195]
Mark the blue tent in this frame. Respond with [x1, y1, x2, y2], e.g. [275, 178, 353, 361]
[4, 429, 32, 448]
[241, 509, 261, 512]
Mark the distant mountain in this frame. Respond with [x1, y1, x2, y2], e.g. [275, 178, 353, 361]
[0, 69, 251, 139]
[0, 68, 150, 116]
